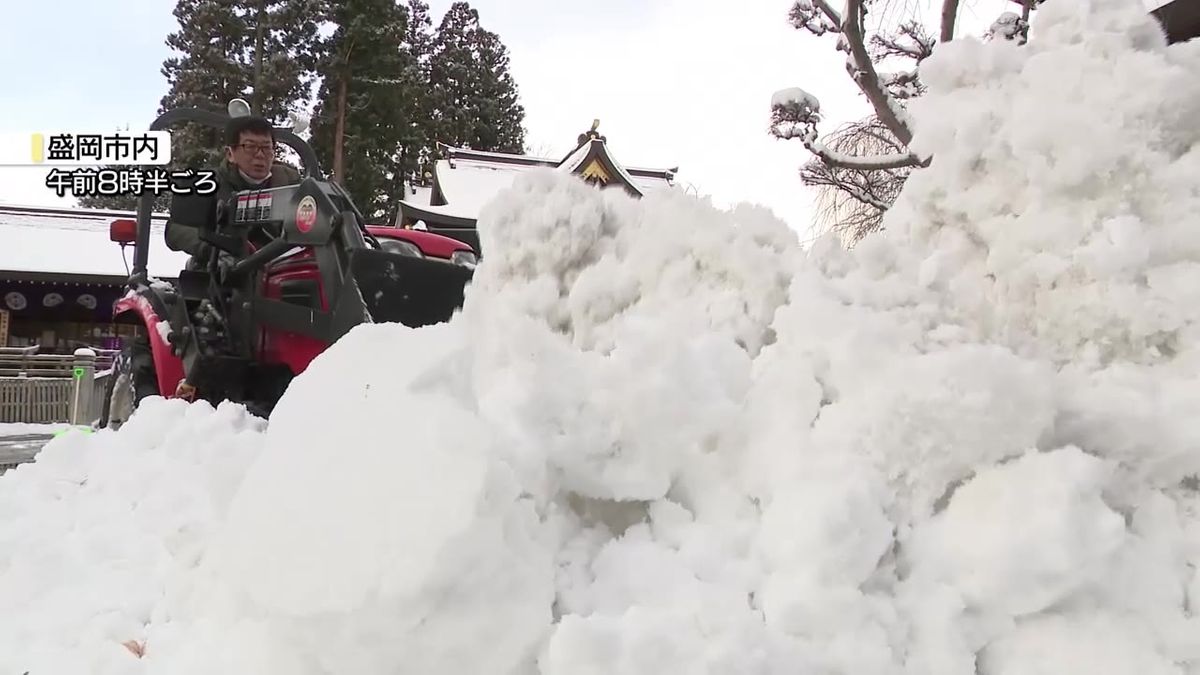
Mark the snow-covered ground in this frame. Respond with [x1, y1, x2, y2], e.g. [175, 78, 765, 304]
[4, 1, 1200, 673]
[0, 422, 75, 436]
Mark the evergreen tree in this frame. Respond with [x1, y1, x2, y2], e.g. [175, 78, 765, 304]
[401, 0, 436, 195]
[76, 0, 245, 211]
[156, 0, 323, 172]
[244, 0, 325, 122]
[157, 0, 254, 171]
[405, 0, 434, 63]
[309, 0, 420, 221]
[427, 2, 525, 154]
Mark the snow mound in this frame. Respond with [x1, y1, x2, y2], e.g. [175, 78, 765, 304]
[4, 1, 1200, 673]
[0, 398, 265, 674]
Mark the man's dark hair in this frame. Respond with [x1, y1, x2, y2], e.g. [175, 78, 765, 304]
[224, 116, 275, 147]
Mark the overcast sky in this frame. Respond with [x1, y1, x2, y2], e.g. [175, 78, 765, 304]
[0, 0, 1012, 241]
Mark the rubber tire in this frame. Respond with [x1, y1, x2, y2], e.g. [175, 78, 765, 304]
[99, 336, 159, 430]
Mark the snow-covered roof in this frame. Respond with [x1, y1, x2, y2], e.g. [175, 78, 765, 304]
[556, 143, 593, 174]
[442, 145, 558, 167]
[0, 205, 191, 281]
[557, 138, 667, 198]
[406, 184, 433, 206]
[628, 173, 674, 193]
[433, 159, 532, 219]
[422, 140, 678, 222]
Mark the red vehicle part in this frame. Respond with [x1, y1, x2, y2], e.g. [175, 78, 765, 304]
[98, 102, 477, 422]
[111, 292, 186, 399]
[256, 251, 331, 376]
[365, 226, 473, 260]
[107, 219, 477, 396]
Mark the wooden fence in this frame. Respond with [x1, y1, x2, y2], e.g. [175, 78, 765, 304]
[0, 346, 115, 425]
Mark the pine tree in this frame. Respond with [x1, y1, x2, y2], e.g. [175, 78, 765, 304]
[427, 2, 525, 154]
[406, 0, 434, 63]
[158, 0, 254, 171]
[401, 0, 436, 195]
[244, 0, 325, 123]
[157, 0, 323, 172]
[309, 0, 420, 221]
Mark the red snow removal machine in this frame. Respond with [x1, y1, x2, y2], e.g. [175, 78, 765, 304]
[98, 102, 475, 428]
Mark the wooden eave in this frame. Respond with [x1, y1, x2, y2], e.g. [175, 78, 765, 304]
[430, 167, 448, 206]
[1153, 0, 1200, 43]
[396, 201, 480, 230]
[443, 146, 558, 169]
[0, 270, 142, 286]
[560, 139, 644, 197]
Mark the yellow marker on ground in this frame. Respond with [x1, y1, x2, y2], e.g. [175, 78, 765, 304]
[30, 133, 43, 163]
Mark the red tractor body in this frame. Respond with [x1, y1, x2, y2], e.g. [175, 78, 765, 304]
[99, 105, 476, 426]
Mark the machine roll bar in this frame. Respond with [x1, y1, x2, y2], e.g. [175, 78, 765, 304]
[130, 107, 325, 285]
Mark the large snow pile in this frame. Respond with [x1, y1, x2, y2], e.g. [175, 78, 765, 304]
[5, 0, 1200, 672]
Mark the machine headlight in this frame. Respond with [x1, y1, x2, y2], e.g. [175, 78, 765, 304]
[380, 239, 424, 258]
[450, 250, 477, 269]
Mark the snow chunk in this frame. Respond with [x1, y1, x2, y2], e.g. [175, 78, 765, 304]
[771, 86, 820, 112]
[0, 398, 265, 674]
[6, 2, 1200, 673]
[907, 447, 1127, 617]
[152, 321, 556, 674]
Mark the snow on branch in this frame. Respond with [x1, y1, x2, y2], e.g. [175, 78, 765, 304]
[987, 12, 1029, 44]
[789, 0, 842, 36]
[799, 116, 914, 242]
[870, 20, 935, 63]
[803, 159, 893, 211]
[880, 69, 924, 100]
[840, 0, 914, 146]
[769, 88, 822, 140]
[770, 88, 923, 171]
[806, 137, 925, 171]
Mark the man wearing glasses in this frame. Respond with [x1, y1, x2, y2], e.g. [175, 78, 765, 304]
[164, 115, 302, 269]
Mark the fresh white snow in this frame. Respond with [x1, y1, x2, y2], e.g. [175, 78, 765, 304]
[0, 422, 75, 437]
[770, 86, 820, 112]
[0, 206, 190, 280]
[3, 1, 1200, 673]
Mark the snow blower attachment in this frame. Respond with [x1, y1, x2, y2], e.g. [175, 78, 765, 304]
[99, 103, 474, 424]
[162, 175, 472, 414]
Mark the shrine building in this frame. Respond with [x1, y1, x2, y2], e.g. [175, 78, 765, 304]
[395, 122, 679, 252]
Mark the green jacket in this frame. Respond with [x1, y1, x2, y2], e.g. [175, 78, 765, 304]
[164, 159, 303, 260]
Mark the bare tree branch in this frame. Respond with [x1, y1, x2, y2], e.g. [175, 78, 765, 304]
[804, 162, 892, 210]
[770, 87, 925, 171]
[814, 0, 843, 27]
[940, 0, 960, 43]
[803, 136, 923, 170]
[789, 0, 842, 35]
[801, 116, 913, 244]
[776, 0, 1050, 243]
[880, 69, 924, 99]
[841, 0, 914, 146]
[870, 21, 934, 62]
